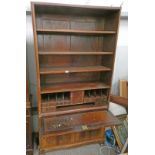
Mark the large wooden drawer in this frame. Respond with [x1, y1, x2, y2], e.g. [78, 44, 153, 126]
[40, 128, 104, 150]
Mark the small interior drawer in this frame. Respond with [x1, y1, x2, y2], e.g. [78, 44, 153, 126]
[71, 91, 84, 104]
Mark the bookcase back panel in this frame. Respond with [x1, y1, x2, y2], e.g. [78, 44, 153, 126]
[40, 72, 101, 85]
[36, 14, 106, 31]
[102, 35, 116, 51]
[38, 34, 70, 51]
[101, 72, 112, 85]
[70, 36, 103, 51]
[102, 55, 114, 68]
[37, 34, 105, 52]
[39, 55, 102, 67]
[36, 9, 120, 30]
[39, 55, 71, 67]
[38, 34, 116, 52]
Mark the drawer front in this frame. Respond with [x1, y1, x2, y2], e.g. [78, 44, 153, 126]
[71, 91, 84, 104]
[40, 128, 104, 150]
[84, 96, 108, 105]
[41, 133, 73, 149]
[41, 135, 57, 148]
[41, 105, 56, 113]
[96, 96, 108, 105]
[78, 128, 104, 141]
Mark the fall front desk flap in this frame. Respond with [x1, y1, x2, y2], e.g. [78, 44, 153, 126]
[41, 110, 121, 134]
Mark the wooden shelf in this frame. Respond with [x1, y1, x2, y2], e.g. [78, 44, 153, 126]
[39, 51, 114, 55]
[37, 29, 116, 35]
[40, 66, 111, 74]
[41, 82, 110, 94]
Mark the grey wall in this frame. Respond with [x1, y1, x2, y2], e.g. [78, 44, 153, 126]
[26, 14, 37, 107]
[26, 14, 128, 131]
[112, 19, 128, 95]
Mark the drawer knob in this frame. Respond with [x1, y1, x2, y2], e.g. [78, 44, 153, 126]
[65, 70, 69, 73]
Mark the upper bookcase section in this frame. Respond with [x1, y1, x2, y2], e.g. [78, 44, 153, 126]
[32, 2, 121, 32]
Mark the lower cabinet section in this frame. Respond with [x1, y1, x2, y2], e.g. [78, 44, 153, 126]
[40, 128, 104, 150]
[39, 111, 120, 152]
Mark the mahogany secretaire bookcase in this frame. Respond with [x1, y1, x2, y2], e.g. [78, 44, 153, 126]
[31, 2, 121, 154]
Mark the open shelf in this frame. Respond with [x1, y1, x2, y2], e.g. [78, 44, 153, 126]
[37, 29, 116, 35]
[39, 51, 114, 55]
[40, 66, 111, 74]
[41, 82, 110, 94]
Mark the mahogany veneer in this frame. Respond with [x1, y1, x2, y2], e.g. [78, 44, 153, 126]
[31, 2, 121, 153]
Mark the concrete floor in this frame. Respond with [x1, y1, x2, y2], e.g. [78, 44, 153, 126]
[33, 143, 103, 155]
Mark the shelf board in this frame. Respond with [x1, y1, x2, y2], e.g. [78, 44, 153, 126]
[37, 29, 116, 35]
[39, 51, 114, 55]
[40, 66, 111, 75]
[41, 82, 110, 94]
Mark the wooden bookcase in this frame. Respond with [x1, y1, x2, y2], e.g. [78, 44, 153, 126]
[31, 2, 121, 154]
